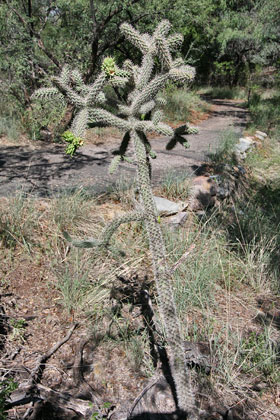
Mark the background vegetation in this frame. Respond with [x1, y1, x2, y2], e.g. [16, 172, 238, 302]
[0, 0, 279, 140]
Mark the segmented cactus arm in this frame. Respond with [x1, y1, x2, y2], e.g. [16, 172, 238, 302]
[63, 211, 145, 250]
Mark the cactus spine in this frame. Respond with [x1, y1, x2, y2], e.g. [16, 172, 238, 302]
[33, 20, 199, 417]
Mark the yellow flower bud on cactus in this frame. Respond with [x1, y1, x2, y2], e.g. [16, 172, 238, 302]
[102, 57, 116, 77]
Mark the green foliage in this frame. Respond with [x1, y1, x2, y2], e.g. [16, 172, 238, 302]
[0, 379, 18, 420]
[0, 193, 38, 251]
[163, 86, 208, 121]
[61, 130, 84, 156]
[208, 129, 239, 165]
[90, 402, 112, 420]
[22, 100, 66, 140]
[202, 86, 247, 100]
[1, 0, 279, 131]
[212, 61, 235, 85]
[249, 90, 280, 135]
[0, 116, 21, 141]
[239, 329, 279, 379]
[159, 170, 190, 201]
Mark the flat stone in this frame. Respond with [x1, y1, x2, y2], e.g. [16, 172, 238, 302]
[255, 133, 265, 141]
[235, 137, 255, 154]
[165, 211, 188, 228]
[255, 130, 267, 137]
[234, 150, 247, 160]
[153, 196, 187, 216]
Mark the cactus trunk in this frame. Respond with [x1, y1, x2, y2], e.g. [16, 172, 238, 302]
[132, 130, 194, 413]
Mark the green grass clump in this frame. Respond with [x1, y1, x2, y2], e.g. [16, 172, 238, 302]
[52, 188, 93, 231]
[0, 193, 38, 251]
[199, 86, 247, 100]
[164, 225, 241, 314]
[163, 86, 208, 122]
[208, 129, 239, 165]
[158, 170, 190, 201]
[249, 91, 280, 136]
[0, 116, 21, 141]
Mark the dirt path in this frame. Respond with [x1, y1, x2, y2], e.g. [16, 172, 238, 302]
[0, 99, 248, 197]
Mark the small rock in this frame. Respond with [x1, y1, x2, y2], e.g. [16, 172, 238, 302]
[153, 196, 186, 216]
[234, 150, 246, 160]
[255, 130, 267, 138]
[40, 127, 53, 142]
[188, 176, 217, 211]
[235, 137, 255, 154]
[165, 211, 188, 229]
[255, 133, 265, 141]
[226, 407, 244, 420]
[252, 381, 267, 392]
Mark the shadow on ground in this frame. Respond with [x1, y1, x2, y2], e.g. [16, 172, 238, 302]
[0, 145, 116, 197]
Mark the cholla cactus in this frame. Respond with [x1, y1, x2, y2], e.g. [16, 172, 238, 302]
[34, 20, 199, 417]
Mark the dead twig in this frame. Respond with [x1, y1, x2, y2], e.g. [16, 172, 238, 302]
[170, 244, 196, 274]
[27, 323, 78, 386]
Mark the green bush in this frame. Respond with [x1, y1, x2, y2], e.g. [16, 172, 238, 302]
[21, 99, 66, 141]
[201, 86, 247, 100]
[249, 91, 280, 135]
[208, 129, 239, 164]
[163, 86, 208, 122]
[0, 116, 21, 140]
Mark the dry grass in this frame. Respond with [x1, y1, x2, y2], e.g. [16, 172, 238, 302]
[1, 139, 280, 418]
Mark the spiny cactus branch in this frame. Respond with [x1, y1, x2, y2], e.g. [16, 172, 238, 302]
[63, 211, 145, 249]
[35, 19, 199, 417]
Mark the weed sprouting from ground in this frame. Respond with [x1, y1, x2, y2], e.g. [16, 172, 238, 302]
[157, 170, 191, 201]
[249, 91, 280, 135]
[0, 116, 21, 141]
[0, 193, 38, 251]
[163, 86, 209, 122]
[52, 188, 93, 231]
[199, 86, 247, 100]
[207, 129, 239, 165]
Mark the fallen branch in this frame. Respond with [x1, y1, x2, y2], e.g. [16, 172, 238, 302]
[27, 323, 78, 386]
[170, 244, 196, 274]
[6, 383, 95, 417]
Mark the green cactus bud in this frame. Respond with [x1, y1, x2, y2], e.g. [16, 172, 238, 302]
[62, 130, 84, 157]
[102, 56, 117, 77]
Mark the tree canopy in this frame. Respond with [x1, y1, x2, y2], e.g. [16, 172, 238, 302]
[0, 0, 279, 111]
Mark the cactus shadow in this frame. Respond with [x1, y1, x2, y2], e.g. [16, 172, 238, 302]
[0, 145, 124, 197]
